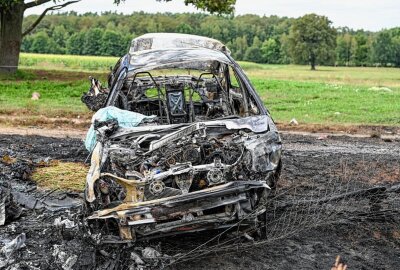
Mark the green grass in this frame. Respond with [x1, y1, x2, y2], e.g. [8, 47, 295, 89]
[0, 79, 90, 117]
[0, 53, 398, 126]
[241, 63, 400, 88]
[252, 79, 400, 125]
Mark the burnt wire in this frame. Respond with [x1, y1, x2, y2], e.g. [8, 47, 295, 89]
[163, 158, 400, 267]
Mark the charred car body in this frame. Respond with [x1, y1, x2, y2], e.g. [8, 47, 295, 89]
[83, 33, 282, 242]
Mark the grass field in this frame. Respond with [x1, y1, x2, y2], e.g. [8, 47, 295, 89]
[0, 53, 399, 127]
[20, 53, 117, 72]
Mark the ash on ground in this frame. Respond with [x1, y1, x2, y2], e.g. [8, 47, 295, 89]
[0, 134, 399, 269]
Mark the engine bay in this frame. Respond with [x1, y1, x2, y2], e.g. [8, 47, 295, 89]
[84, 119, 281, 241]
[91, 122, 281, 207]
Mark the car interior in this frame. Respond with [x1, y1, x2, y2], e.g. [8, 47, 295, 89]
[109, 66, 261, 125]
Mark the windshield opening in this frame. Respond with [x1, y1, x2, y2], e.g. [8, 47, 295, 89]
[109, 65, 261, 125]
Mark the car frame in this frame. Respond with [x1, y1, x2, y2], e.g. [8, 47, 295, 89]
[83, 33, 282, 243]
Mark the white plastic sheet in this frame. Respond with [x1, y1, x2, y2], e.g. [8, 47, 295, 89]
[85, 106, 156, 151]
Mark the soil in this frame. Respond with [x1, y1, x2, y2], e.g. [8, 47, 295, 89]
[2, 119, 400, 139]
[0, 125, 87, 139]
[0, 124, 399, 143]
[0, 133, 399, 269]
[0, 116, 92, 130]
[277, 122, 400, 136]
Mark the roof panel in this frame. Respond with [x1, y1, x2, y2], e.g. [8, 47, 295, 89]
[129, 33, 230, 54]
[128, 47, 232, 74]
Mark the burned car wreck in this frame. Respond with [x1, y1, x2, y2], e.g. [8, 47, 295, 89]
[83, 33, 282, 242]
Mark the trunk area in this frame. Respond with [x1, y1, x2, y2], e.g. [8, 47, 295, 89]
[0, 4, 24, 73]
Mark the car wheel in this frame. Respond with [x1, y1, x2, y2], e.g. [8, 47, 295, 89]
[268, 159, 282, 192]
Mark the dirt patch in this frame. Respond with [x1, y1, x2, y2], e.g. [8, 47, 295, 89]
[2, 116, 399, 139]
[0, 126, 86, 139]
[0, 115, 91, 130]
[277, 122, 400, 137]
[0, 133, 399, 269]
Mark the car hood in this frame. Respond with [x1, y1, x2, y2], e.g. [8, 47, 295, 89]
[111, 115, 277, 139]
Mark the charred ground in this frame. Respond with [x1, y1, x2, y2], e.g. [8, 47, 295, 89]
[0, 133, 399, 269]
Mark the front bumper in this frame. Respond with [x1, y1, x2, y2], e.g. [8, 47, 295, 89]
[87, 181, 269, 241]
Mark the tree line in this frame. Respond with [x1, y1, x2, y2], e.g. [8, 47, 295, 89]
[21, 12, 400, 67]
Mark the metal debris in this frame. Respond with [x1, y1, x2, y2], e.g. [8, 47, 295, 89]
[62, 255, 78, 270]
[53, 217, 75, 229]
[1, 233, 26, 258]
[0, 184, 22, 226]
[0, 193, 5, 226]
[142, 247, 161, 259]
[130, 251, 145, 267]
[81, 77, 109, 111]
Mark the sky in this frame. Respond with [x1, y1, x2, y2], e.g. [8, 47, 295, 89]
[24, 0, 400, 31]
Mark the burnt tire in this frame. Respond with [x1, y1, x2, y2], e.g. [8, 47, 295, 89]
[268, 159, 282, 192]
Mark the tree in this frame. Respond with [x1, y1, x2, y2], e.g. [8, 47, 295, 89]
[336, 34, 353, 66]
[244, 36, 262, 63]
[0, 0, 236, 74]
[83, 28, 104, 55]
[0, 0, 80, 73]
[351, 33, 370, 66]
[287, 14, 336, 70]
[20, 12, 396, 67]
[231, 36, 248, 60]
[66, 32, 86, 55]
[21, 12, 303, 62]
[261, 38, 281, 64]
[101, 30, 126, 56]
[279, 34, 292, 64]
[52, 25, 68, 52]
[392, 36, 400, 67]
[176, 23, 193, 34]
[30, 31, 51, 53]
[21, 35, 34, 52]
[114, 0, 236, 14]
[372, 31, 394, 66]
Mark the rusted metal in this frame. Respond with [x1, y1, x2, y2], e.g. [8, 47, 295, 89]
[83, 33, 282, 242]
